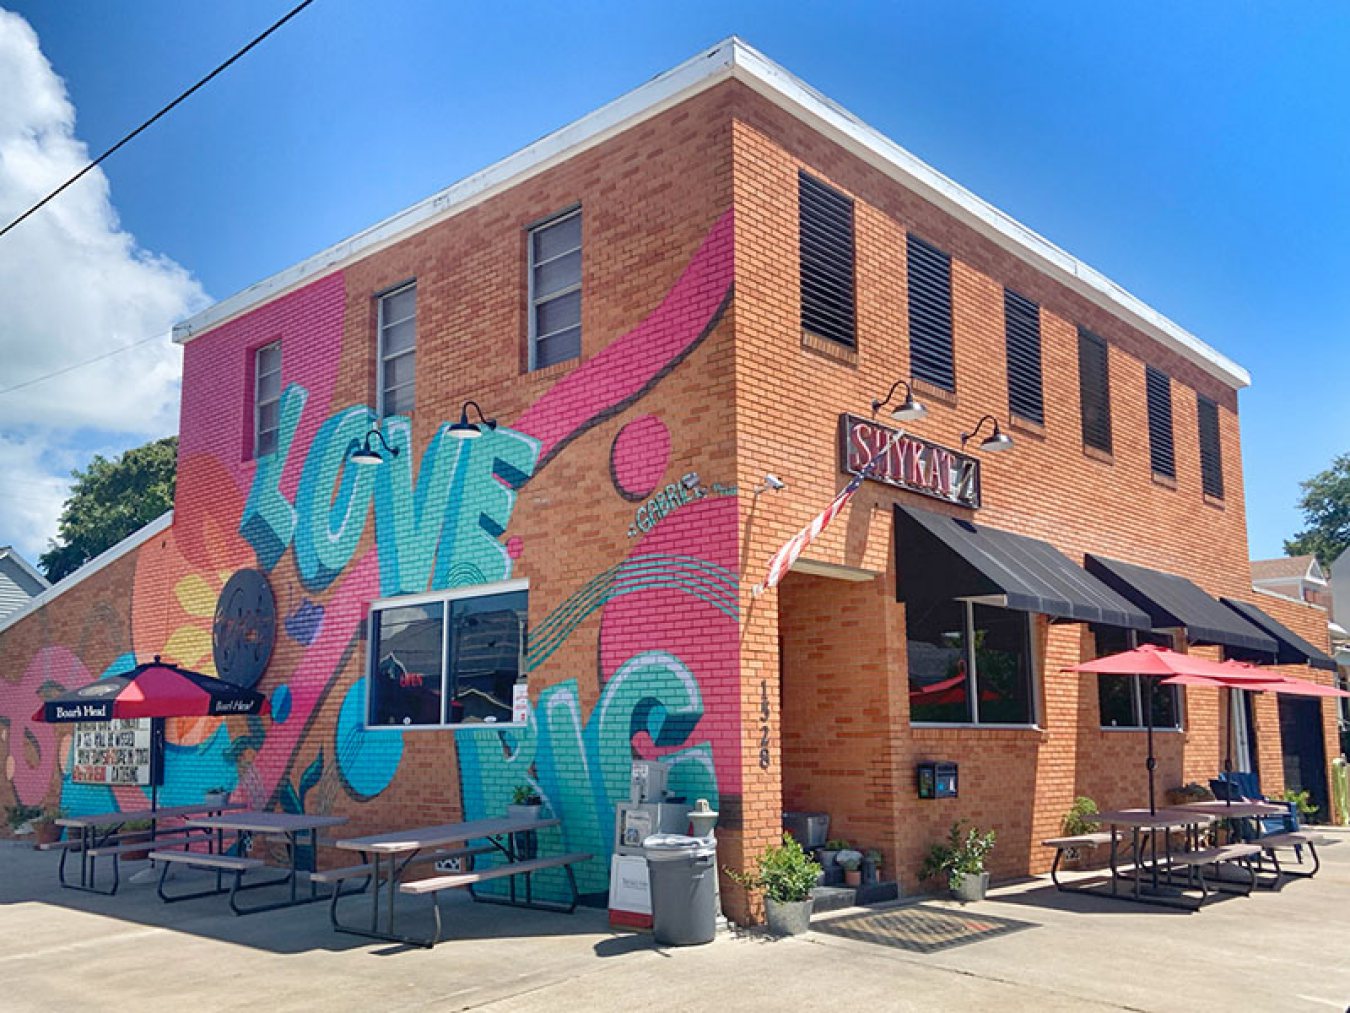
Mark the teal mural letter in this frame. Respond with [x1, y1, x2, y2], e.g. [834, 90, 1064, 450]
[294, 406, 377, 591]
[373, 418, 463, 597]
[240, 383, 306, 570]
[432, 427, 540, 589]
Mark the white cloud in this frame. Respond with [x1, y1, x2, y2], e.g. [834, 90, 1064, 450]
[0, 9, 207, 565]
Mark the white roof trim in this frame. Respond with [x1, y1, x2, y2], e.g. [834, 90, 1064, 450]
[1250, 584, 1327, 613]
[0, 511, 173, 637]
[0, 546, 50, 589]
[172, 38, 1250, 390]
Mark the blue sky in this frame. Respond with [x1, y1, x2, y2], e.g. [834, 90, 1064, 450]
[1, 1, 1347, 564]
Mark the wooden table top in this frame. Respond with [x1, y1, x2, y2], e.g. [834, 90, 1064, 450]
[57, 802, 243, 828]
[334, 816, 561, 854]
[1166, 800, 1288, 818]
[185, 811, 348, 834]
[1096, 808, 1218, 828]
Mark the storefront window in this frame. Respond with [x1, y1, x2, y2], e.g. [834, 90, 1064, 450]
[907, 601, 1033, 725]
[368, 582, 527, 728]
[1093, 627, 1181, 730]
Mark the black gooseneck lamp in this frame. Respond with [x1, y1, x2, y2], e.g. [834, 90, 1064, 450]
[960, 414, 1015, 453]
[350, 425, 401, 466]
[870, 378, 928, 422]
[448, 400, 498, 440]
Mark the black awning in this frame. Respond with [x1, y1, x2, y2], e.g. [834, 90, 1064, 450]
[1083, 554, 1278, 656]
[1220, 597, 1337, 671]
[894, 505, 1151, 629]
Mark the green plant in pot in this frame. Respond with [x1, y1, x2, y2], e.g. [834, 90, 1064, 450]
[1060, 796, 1100, 863]
[31, 808, 64, 846]
[203, 786, 230, 808]
[920, 820, 996, 902]
[817, 837, 849, 883]
[5, 803, 44, 834]
[507, 783, 545, 860]
[862, 848, 883, 885]
[1282, 789, 1319, 822]
[728, 833, 822, 936]
[836, 849, 863, 887]
[118, 819, 155, 861]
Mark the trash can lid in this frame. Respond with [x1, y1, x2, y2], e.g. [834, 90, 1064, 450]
[643, 833, 716, 859]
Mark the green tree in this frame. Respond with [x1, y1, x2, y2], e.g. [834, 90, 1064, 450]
[39, 437, 177, 583]
[1283, 452, 1350, 567]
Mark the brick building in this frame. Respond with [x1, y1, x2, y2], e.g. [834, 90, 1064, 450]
[0, 39, 1339, 921]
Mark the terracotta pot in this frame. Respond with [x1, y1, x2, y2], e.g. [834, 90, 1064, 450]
[844, 869, 861, 886]
[120, 833, 153, 861]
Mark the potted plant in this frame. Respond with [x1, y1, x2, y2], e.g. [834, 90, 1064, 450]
[728, 833, 822, 936]
[836, 848, 863, 887]
[507, 784, 545, 860]
[1164, 782, 1213, 807]
[119, 819, 155, 861]
[1060, 796, 1100, 863]
[1281, 788, 1319, 823]
[5, 803, 44, 835]
[203, 786, 230, 808]
[31, 808, 64, 847]
[862, 848, 883, 885]
[920, 820, 996, 902]
[818, 837, 849, 883]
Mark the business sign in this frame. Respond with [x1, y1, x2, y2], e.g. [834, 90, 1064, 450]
[71, 719, 153, 786]
[839, 414, 981, 509]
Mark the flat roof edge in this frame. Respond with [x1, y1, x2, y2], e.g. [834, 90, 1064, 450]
[173, 38, 1251, 391]
[0, 511, 173, 638]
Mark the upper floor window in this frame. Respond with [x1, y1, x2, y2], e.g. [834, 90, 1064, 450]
[1145, 366, 1176, 478]
[907, 234, 955, 391]
[253, 341, 282, 458]
[907, 600, 1034, 725]
[798, 171, 855, 347]
[378, 282, 416, 417]
[1094, 627, 1181, 730]
[529, 209, 582, 369]
[1077, 327, 1112, 453]
[1004, 288, 1043, 424]
[367, 581, 528, 729]
[1197, 395, 1224, 499]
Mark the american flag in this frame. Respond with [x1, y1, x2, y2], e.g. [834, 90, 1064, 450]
[752, 430, 900, 596]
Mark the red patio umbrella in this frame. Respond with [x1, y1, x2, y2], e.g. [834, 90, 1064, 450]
[1066, 645, 1235, 813]
[32, 656, 270, 724]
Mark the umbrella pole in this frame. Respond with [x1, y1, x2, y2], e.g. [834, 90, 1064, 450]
[1146, 677, 1157, 815]
[1223, 689, 1234, 809]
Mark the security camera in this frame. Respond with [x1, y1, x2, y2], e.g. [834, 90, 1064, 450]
[763, 474, 786, 491]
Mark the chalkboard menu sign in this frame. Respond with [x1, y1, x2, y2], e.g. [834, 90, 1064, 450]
[71, 719, 153, 786]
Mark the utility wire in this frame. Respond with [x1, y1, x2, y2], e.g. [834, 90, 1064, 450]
[0, 0, 316, 241]
[0, 332, 166, 397]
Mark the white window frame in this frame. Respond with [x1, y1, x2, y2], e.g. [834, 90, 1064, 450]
[377, 281, 416, 418]
[253, 340, 282, 459]
[910, 601, 1040, 729]
[365, 578, 528, 731]
[527, 207, 582, 371]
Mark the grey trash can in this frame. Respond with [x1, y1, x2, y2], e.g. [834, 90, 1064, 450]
[643, 833, 718, 946]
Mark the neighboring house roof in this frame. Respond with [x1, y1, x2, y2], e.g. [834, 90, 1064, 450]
[172, 38, 1251, 391]
[0, 546, 50, 622]
[0, 513, 172, 636]
[1252, 555, 1326, 585]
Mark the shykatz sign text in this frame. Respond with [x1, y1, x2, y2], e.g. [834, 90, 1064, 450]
[839, 414, 981, 509]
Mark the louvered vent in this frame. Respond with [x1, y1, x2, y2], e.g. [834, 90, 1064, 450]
[1004, 289, 1043, 424]
[1198, 395, 1224, 498]
[1077, 328, 1112, 453]
[1145, 366, 1175, 478]
[907, 234, 954, 391]
[799, 171, 855, 347]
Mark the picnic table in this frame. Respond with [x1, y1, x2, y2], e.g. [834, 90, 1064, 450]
[51, 801, 243, 895]
[328, 815, 586, 947]
[154, 811, 348, 915]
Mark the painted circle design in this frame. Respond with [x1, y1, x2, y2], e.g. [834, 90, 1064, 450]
[335, 680, 403, 799]
[610, 415, 670, 501]
[212, 569, 277, 689]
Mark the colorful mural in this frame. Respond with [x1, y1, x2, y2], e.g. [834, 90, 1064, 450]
[0, 210, 736, 900]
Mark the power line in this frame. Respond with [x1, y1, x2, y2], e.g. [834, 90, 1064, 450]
[0, 332, 167, 397]
[0, 0, 316, 242]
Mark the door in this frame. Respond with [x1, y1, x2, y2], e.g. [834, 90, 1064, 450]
[1278, 697, 1330, 821]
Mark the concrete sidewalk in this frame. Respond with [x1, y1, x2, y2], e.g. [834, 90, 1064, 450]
[2, 830, 1349, 1012]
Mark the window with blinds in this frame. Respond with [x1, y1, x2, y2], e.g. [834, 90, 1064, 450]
[1145, 366, 1175, 478]
[529, 208, 582, 369]
[907, 234, 954, 391]
[1077, 328, 1112, 453]
[798, 171, 855, 347]
[1004, 289, 1043, 424]
[1198, 395, 1224, 499]
[378, 282, 416, 418]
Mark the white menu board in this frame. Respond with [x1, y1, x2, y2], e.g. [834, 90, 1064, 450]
[71, 719, 153, 786]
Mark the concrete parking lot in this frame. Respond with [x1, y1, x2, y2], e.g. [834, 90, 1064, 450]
[2, 830, 1348, 1012]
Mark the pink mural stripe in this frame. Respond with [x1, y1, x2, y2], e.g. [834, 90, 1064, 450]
[514, 210, 733, 465]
